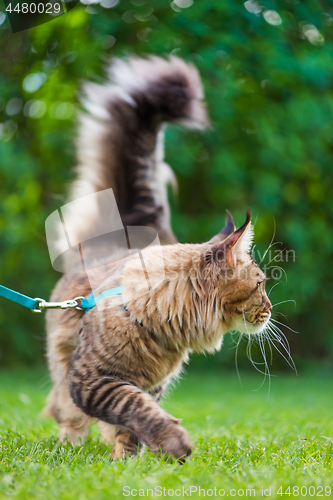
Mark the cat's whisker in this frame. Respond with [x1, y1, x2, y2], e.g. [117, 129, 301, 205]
[235, 331, 243, 388]
[258, 333, 271, 392]
[241, 309, 256, 325]
[263, 334, 274, 399]
[265, 247, 286, 267]
[273, 311, 289, 321]
[271, 299, 296, 308]
[246, 336, 269, 374]
[269, 322, 292, 352]
[239, 309, 297, 393]
[260, 241, 283, 268]
[265, 330, 274, 365]
[267, 336, 297, 373]
[241, 311, 273, 384]
[267, 324, 290, 354]
[266, 264, 288, 283]
[268, 282, 280, 298]
[270, 317, 299, 334]
[266, 323, 297, 372]
[251, 332, 273, 399]
[259, 219, 277, 265]
[229, 331, 241, 347]
[267, 327, 287, 354]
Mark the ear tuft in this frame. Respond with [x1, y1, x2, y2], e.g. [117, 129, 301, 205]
[206, 210, 254, 268]
[209, 209, 236, 244]
[235, 210, 254, 255]
[235, 222, 254, 256]
[233, 209, 254, 258]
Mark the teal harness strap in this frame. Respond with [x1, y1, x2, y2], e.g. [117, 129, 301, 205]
[0, 284, 39, 311]
[81, 286, 124, 312]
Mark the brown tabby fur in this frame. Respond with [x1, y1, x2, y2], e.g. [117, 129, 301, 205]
[43, 55, 272, 463]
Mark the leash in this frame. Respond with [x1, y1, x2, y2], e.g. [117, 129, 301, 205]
[0, 283, 124, 313]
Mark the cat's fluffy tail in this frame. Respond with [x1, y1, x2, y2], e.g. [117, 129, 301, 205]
[67, 55, 208, 246]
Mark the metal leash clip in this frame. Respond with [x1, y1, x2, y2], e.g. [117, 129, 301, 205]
[32, 296, 85, 313]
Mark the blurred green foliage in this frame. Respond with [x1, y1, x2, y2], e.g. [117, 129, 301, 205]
[0, 0, 332, 368]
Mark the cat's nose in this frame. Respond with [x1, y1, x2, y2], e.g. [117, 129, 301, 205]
[263, 294, 272, 312]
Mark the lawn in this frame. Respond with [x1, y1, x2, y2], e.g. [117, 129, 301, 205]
[0, 368, 332, 499]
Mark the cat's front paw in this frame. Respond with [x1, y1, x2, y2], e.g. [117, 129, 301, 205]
[151, 419, 194, 463]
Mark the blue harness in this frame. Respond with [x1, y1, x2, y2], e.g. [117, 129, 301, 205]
[81, 287, 125, 312]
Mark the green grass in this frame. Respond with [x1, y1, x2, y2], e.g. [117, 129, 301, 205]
[0, 368, 332, 499]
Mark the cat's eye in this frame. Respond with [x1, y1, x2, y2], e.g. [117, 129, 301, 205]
[257, 281, 263, 287]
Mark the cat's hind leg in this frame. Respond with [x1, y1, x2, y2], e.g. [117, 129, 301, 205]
[111, 426, 143, 459]
[98, 421, 117, 444]
[44, 320, 92, 444]
[43, 380, 91, 445]
[98, 421, 142, 459]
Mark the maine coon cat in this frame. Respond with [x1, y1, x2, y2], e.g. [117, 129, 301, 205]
[43, 55, 272, 462]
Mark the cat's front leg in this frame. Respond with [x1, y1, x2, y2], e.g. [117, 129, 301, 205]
[109, 384, 169, 459]
[69, 371, 193, 462]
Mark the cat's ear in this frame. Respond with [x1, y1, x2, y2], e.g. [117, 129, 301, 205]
[208, 210, 253, 267]
[209, 210, 235, 244]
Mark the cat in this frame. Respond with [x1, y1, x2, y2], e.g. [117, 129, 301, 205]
[43, 55, 272, 463]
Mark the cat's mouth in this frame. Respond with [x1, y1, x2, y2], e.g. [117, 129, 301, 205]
[232, 307, 271, 335]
